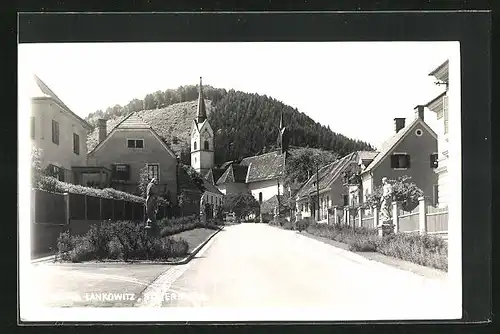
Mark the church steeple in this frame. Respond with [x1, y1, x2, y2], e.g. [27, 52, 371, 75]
[277, 109, 289, 154]
[197, 76, 207, 123]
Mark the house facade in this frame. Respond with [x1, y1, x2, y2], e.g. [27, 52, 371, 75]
[425, 60, 450, 208]
[295, 151, 373, 222]
[359, 107, 439, 205]
[29, 75, 93, 184]
[86, 113, 179, 204]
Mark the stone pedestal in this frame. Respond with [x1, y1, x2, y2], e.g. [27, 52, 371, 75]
[378, 223, 395, 237]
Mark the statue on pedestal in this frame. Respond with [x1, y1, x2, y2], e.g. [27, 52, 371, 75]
[145, 178, 158, 229]
[379, 177, 393, 226]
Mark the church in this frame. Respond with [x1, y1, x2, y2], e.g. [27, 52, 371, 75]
[191, 77, 291, 206]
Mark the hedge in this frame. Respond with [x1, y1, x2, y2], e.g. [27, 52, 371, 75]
[36, 175, 145, 203]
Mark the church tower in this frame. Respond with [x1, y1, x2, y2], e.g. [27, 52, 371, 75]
[276, 109, 290, 154]
[191, 77, 214, 175]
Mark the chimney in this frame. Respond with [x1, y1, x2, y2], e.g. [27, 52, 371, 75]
[97, 119, 107, 143]
[414, 105, 425, 121]
[394, 118, 405, 133]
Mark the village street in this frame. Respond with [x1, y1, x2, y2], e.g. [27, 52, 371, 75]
[28, 223, 453, 318]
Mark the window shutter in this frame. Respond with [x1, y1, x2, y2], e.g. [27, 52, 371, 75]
[390, 155, 398, 168]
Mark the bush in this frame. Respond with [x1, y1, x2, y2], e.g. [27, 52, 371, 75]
[69, 236, 95, 263]
[56, 220, 192, 262]
[304, 222, 447, 271]
[282, 220, 294, 230]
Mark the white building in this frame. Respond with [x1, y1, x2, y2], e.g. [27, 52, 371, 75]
[425, 60, 450, 208]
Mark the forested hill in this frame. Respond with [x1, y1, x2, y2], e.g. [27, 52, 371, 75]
[85, 85, 375, 164]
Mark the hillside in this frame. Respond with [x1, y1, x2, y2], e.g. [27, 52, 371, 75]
[87, 100, 211, 161]
[86, 85, 375, 165]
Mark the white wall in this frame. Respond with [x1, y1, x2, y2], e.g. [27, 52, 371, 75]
[247, 178, 284, 203]
[31, 99, 89, 183]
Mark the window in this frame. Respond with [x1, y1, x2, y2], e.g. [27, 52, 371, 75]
[30, 117, 35, 139]
[194, 141, 197, 150]
[327, 195, 330, 207]
[204, 140, 210, 150]
[391, 153, 411, 169]
[430, 153, 439, 169]
[342, 194, 349, 206]
[73, 133, 80, 155]
[147, 163, 160, 182]
[433, 184, 439, 206]
[112, 164, 130, 181]
[127, 139, 144, 148]
[51, 120, 59, 144]
[210, 196, 213, 204]
[443, 96, 449, 134]
[47, 164, 64, 181]
[259, 192, 263, 203]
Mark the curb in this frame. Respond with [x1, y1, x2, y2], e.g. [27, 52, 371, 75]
[165, 226, 224, 265]
[32, 227, 224, 266]
[31, 254, 58, 264]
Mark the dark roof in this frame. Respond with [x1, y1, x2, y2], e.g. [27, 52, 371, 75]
[296, 152, 361, 199]
[202, 178, 223, 195]
[196, 77, 207, 123]
[178, 168, 202, 194]
[31, 75, 92, 130]
[260, 195, 285, 214]
[239, 150, 285, 183]
[216, 164, 249, 185]
[363, 117, 437, 174]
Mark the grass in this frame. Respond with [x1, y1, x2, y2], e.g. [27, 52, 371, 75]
[273, 221, 448, 272]
[170, 228, 219, 253]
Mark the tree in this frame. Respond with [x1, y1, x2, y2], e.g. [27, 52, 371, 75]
[180, 164, 206, 192]
[222, 191, 259, 220]
[284, 148, 338, 185]
[31, 147, 45, 186]
[137, 164, 150, 198]
[364, 175, 424, 211]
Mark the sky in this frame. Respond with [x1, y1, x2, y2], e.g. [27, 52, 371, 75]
[18, 42, 458, 149]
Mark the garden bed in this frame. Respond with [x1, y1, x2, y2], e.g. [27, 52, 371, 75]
[271, 220, 448, 272]
[170, 228, 220, 253]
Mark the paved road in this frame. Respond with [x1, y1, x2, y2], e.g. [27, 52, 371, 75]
[28, 262, 171, 307]
[156, 223, 454, 318]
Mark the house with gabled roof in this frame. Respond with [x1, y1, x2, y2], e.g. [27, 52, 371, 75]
[295, 151, 372, 222]
[29, 74, 93, 184]
[85, 112, 180, 204]
[425, 59, 450, 208]
[359, 107, 438, 205]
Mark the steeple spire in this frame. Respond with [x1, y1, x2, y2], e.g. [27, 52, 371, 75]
[277, 109, 289, 154]
[197, 76, 207, 123]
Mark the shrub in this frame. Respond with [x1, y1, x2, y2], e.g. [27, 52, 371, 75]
[304, 222, 447, 271]
[282, 220, 294, 230]
[169, 238, 189, 258]
[86, 223, 114, 259]
[108, 239, 123, 259]
[69, 236, 95, 263]
[57, 231, 75, 261]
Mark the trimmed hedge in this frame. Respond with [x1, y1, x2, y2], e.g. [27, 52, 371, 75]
[158, 215, 220, 237]
[36, 175, 145, 203]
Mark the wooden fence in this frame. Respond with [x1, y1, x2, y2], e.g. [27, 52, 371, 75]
[325, 197, 448, 237]
[30, 189, 150, 257]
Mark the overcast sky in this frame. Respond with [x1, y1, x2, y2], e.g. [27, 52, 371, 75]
[18, 42, 457, 149]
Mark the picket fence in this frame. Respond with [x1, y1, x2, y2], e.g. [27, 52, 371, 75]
[326, 196, 448, 237]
